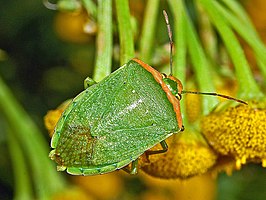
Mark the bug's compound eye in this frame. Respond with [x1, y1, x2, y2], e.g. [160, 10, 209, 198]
[161, 73, 167, 79]
[181, 125, 185, 131]
[175, 93, 182, 100]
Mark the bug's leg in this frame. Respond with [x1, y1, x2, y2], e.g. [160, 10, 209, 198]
[146, 140, 168, 155]
[129, 159, 139, 175]
[122, 159, 139, 175]
[84, 77, 97, 89]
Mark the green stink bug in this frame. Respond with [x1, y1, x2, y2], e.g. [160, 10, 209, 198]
[49, 10, 246, 176]
[49, 10, 185, 176]
[49, 58, 184, 175]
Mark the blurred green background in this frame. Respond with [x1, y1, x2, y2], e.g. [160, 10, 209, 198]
[0, 1, 95, 199]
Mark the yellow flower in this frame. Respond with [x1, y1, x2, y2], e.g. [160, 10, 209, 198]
[185, 93, 201, 123]
[54, 10, 96, 44]
[140, 129, 217, 179]
[201, 100, 266, 169]
[44, 99, 71, 137]
[184, 81, 202, 123]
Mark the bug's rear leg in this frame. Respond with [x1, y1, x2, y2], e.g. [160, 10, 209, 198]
[146, 140, 168, 156]
[84, 77, 97, 89]
[122, 159, 139, 175]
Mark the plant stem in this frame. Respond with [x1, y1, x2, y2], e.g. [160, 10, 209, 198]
[115, 0, 135, 64]
[82, 0, 97, 18]
[213, 1, 266, 82]
[196, 2, 217, 63]
[139, 0, 160, 63]
[167, 0, 187, 84]
[199, 0, 264, 99]
[0, 77, 65, 200]
[183, 4, 218, 114]
[221, 0, 254, 29]
[93, 0, 112, 82]
[8, 129, 34, 200]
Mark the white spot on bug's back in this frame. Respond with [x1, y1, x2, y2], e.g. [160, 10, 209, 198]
[127, 99, 143, 111]
[132, 90, 136, 93]
[96, 98, 145, 132]
[112, 99, 144, 119]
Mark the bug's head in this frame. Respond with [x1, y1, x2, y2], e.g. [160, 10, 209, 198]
[162, 73, 183, 101]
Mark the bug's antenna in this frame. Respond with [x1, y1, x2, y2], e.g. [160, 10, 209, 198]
[163, 10, 174, 76]
[162, 10, 247, 106]
[182, 90, 248, 105]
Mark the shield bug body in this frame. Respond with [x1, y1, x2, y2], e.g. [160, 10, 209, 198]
[49, 10, 246, 176]
[49, 58, 184, 175]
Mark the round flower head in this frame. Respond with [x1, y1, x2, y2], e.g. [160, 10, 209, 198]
[140, 129, 217, 179]
[201, 100, 266, 169]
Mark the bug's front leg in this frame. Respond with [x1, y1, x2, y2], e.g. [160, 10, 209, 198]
[84, 77, 97, 89]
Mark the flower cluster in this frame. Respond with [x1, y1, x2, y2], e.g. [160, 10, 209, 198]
[201, 101, 266, 169]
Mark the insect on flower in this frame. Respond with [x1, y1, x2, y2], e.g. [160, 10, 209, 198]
[49, 10, 246, 176]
